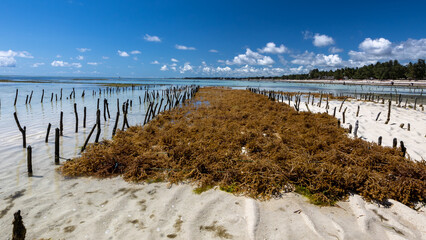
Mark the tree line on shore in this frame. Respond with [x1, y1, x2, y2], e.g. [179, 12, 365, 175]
[184, 59, 426, 81]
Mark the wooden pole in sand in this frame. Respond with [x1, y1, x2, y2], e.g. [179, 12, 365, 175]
[14, 89, 18, 106]
[354, 120, 359, 138]
[83, 107, 86, 128]
[74, 103, 78, 133]
[13, 112, 26, 148]
[27, 145, 32, 176]
[356, 105, 360, 117]
[45, 123, 51, 143]
[378, 136, 382, 146]
[81, 123, 97, 153]
[342, 107, 347, 123]
[12, 210, 26, 240]
[103, 99, 107, 121]
[400, 141, 406, 157]
[94, 109, 101, 143]
[414, 98, 417, 110]
[375, 112, 381, 121]
[55, 128, 60, 165]
[112, 111, 119, 137]
[392, 138, 397, 148]
[29, 91, 33, 104]
[385, 100, 391, 124]
[60, 111, 64, 136]
[41, 89, 44, 103]
[339, 97, 347, 112]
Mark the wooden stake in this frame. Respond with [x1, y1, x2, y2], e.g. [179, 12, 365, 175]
[14, 89, 18, 106]
[83, 107, 87, 128]
[378, 136, 382, 146]
[45, 123, 51, 143]
[112, 111, 120, 137]
[13, 112, 26, 148]
[354, 120, 359, 138]
[60, 111, 63, 136]
[29, 91, 33, 104]
[55, 128, 59, 165]
[74, 103, 78, 133]
[375, 112, 381, 121]
[27, 145, 32, 176]
[414, 97, 417, 110]
[339, 97, 347, 112]
[356, 105, 360, 117]
[94, 109, 101, 143]
[400, 141, 406, 157]
[81, 123, 97, 153]
[41, 89, 44, 103]
[342, 107, 347, 123]
[385, 100, 391, 124]
[392, 138, 397, 148]
[12, 210, 26, 240]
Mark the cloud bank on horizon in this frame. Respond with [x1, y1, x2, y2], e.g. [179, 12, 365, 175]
[0, 0, 425, 77]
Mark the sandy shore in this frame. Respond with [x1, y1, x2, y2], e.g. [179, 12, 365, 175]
[1, 95, 425, 240]
[276, 79, 426, 87]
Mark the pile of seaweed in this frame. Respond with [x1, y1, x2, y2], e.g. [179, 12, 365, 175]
[60, 87, 426, 206]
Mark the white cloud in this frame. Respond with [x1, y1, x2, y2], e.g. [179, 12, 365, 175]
[216, 66, 231, 72]
[144, 34, 161, 42]
[117, 50, 130, 57]
[258, 42, 288, 54]
[179, 62, 193, 73]
[291, 51, 342, 67]
[171, 58, 179, 62]
[175, 44, 196, 50]
[131, 50, 141, 55]
[76, 55, 84, 60]
[133, 56, 138, 61]
[0, 50, 33, 67]
[31, 62, 45, 67]
[348, 38, 426, 66]
[102, 56, 109, 59]
[160, 65, 168, 71]
[359, 38, 392, 55]
[87, 62, 99, 66]
[329, 47, 343, 53]
[313, 34, 335, 47]
[76, 48, 91, 53]
[0, 57, 16, 67]
[226, 48, 274, 66]
[209, 49, 218, 53]
[151, 60, 160, 64]
[51, 60, 82, 68]
[56, 54, 62, 58]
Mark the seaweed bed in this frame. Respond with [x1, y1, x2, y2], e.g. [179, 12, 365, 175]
[61, 87, 425, 207]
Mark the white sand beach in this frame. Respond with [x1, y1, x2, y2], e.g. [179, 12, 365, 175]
[1, 94, 425, 240]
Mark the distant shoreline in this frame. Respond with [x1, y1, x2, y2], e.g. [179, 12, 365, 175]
[273, 79, 426, 87]
[183, 78, 426, 87]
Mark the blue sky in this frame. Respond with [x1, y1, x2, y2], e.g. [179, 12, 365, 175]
[1, 0, 425, 77]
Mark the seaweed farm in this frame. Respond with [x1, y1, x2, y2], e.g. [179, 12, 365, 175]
[61, 87, 425, 206]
